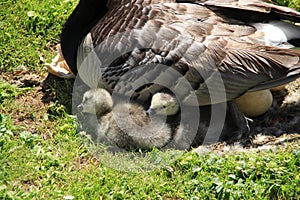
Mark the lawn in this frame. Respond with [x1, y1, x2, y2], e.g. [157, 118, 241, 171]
[0, 0, 300, 199]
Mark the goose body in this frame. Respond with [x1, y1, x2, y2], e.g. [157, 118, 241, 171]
[62, 0, 300, 106]
[63, 0, 300, 140]
[78, 88, 173, 150]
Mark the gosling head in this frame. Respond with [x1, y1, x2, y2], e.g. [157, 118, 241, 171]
[147, 93, 179, 116]
[77, 88, 113, 116]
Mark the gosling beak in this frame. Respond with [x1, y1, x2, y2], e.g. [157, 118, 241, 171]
[77, 103, 83, 112]
[146, 108, 156, 116]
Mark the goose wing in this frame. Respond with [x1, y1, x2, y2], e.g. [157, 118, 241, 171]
[65, 0, 300, 105]
[194, 0, 300, 22]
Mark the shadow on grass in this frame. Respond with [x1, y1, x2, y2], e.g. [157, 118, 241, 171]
[41, 73, 74, 114]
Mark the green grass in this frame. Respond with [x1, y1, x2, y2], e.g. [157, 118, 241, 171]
[273, 0, 300, 10]
[0, 0, 300, 199]
[1, 115, 299, 199]
[0, 0, 77, 73]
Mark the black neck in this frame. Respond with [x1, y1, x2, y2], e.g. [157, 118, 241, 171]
[61, 0, 108, 74]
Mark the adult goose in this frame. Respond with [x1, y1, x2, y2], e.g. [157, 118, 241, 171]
[62, 0, 300, 139]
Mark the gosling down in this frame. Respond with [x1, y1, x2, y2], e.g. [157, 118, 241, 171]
[78, 89, 232, 150]
[78, 88, 178, 150]
[61, 0, 300, 139]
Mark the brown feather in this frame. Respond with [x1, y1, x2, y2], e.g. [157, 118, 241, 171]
[62, 0, 300, 106]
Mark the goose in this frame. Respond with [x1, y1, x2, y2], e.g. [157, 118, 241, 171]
[77, 88, 175, 150]
[45, 44, 75, 78]
[62, 0, 300, 140]
[78, 89, 208, 150]
[147, 91, 180, 116]
[148, 92, 201, 149]
[148, 92, 237, 148]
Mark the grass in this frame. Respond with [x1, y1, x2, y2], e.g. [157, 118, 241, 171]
[273, 0, 300, 10]
[0, 0, 300, 199]
[0, 0, 76, 73]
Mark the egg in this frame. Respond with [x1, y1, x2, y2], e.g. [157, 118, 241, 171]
[235, 90, 273, 117]
[270, 84, 287, 91]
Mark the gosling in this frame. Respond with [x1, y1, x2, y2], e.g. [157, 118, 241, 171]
[147, 92, 200, 150]
[78, 88, 175, 150]
[148, 93, 234, 149]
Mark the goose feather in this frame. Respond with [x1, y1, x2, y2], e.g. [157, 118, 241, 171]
[78, 88, 173, 150]
[62, 0, 300, 106]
